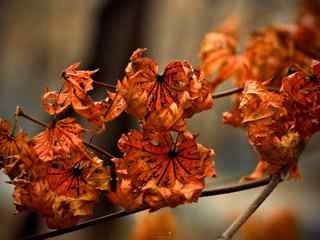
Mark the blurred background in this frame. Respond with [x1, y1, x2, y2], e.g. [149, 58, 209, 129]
[1, 0, 320, 239]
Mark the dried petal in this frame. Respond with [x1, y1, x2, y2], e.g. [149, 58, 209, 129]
[111, 130, 215, 210]
[31, 118, 86, 162]
[118, 49, 214, 131]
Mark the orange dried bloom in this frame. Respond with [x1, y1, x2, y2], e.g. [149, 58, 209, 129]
[108, 130, 215, 210]
[107, 178, 144, 211]
[88, 91, 127, 129]
[42, 63, 126, 131]
[239, 81, 305, 180]
[13, 179, 98, 229]
[31, 118, 86, 162]
[221, 26, 311, 128]
[118, 48, 213, 131]
[199, 18, 248, 90]
[13, 150, 110, 229]
[244, 27, 311, 88]
[0, 119, 39, 179]
[0, 119, 19, 160]
[42, 63, 96, 115]
[282, 61, 320, 139]
[45, 154, 110, 198]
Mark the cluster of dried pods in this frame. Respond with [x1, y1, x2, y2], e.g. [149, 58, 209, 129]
[1, 1, 320, 239]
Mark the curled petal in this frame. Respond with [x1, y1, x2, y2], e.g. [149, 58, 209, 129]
[42, 90, 71, 115]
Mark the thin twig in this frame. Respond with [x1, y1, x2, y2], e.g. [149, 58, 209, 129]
[24, 176, 271, 240]
[295, 44, 320, 61]
[212, 87, 244, 99]
[96, 80, 245, 99]
[16, 107, 116, 159]
[92, 80, 244, 99]
[83, 142, 116, 159]
[200, 176, 271, 197]
[24, 208, 144, 240]
[93, 80, 116, 90]
[10, 107, 20, 137]
[217, 172, 284, 240]
[16, 106, 47, 128]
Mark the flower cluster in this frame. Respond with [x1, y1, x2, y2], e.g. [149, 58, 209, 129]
[1, 117, 110, 228]
[0, 48, 216, 228]
[199, 2, 320, 179]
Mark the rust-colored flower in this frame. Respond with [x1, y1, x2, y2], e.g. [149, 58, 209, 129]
[45, 154, 110, 198]
[13, 179, 98, 229]
[0, 119, 39, 179]
[199, 17, 249, 90]
[42, 63, 126, 131]
[42, 63, 97, 115]
[13, 149, 109, 229]
[107, 178, 144, 211]
[31, 118, 86, 162]
[239, 81, 305, 180]
[87, 91, 127, 130]
[108, 130, 215, 210]
[244, 27, 311, 88]
[281, 61, 320, 139]
[0, 119, 19, 161]
[118, 48, 213, 131]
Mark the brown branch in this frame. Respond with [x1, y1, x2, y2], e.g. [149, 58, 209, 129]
[92, 80, 116, 90]
[16, 106, 47, 128]
[217, 171, 284, 240]
[92, 80, 245, 99]
[24, 208, 144, 240]
[212, 87, 244, 99]
[200, 176, 271, 197]
[83, 142, 116, 159]
[295, 44, 320, 61]
[16, 107, 116, 159]
[24, 176, 271, 240]
[95, 80, 246, 99]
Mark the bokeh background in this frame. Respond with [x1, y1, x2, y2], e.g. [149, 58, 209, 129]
[1, 0, 320, 239]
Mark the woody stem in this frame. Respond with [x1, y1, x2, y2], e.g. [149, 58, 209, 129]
[93, 79, 244, 99]
[83, 142, 116, 159]
[16, 106, 116, 159]
[217, 169, 286, 240]
[92, 80, 116, 90]
[16, 106, 48, 128]
[212, 87, 244, 99]
[10, 107, 20, 137]
[25, 176, 273, 240]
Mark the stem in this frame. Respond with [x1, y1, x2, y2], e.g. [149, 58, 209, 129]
[217, 172, 283, 240]
[295, 44, 320, 61]
[16, 107, 116, 159]
[24, 176, 271, 240]
[92, 80, 116, 90]
[200, 176, 271, 197]
[212, 87, 244, 99]
[83, 142, 116, 159]
[24, 208, 144, 240]
[16, 106, 48, 128]
[93, 80, 243, 99]
[10, 107, 20, 137]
